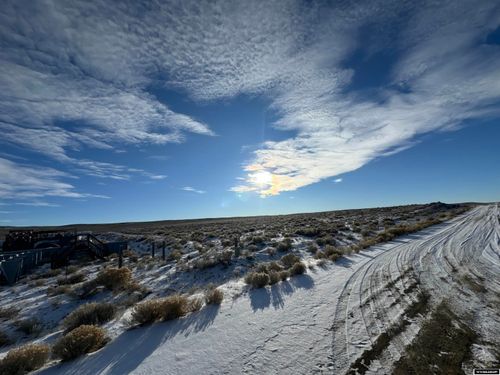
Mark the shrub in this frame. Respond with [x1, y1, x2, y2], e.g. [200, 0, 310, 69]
[268, 261, 283, 272]
[15, 318, 42, 336]
[57, 272, 85, 285]
[279, 270, 289, 281]
[63, 302, 116, 331]
[317, 259, 327, 268]
[329, 253, 341, 262]
[95, 267, 132, 291]
[47, 285, 73, 296]
[281, 254, 300, 269]
[205, 288, 224, 305]
[66, 265, 79, 274]
[290, 262, 306, 276]
[0, 343, 50, 374]
[188, 297, 203, 312]
[268, 271, 280, 285]
[130, 299, 164, 326]
[295, 227, 321, 237]
[244, 272, 269, 288]
[255, 263, 269, 273]
[0, 306, 19, 321]
[307, 244, 318, 254]
[53, 325, 108, 361]
[277, 239, 292, 252]
[159, 294, 190, 321]
[0, 330, 9, 347]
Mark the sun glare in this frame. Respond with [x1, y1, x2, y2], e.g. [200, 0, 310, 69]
[252, 170, 273, 186]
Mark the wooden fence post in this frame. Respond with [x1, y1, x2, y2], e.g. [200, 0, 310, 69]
[152, 242, 155, 258]
[162, 241, 166, 261]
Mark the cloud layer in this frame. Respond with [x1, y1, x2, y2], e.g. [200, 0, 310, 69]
[1, 0, 499, 199]
[0, 158, 107, 200]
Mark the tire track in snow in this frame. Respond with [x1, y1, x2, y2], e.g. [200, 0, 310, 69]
[330, 205, 498, 374]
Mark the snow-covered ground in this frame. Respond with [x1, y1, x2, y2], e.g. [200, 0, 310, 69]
[27, 204, 499, 374]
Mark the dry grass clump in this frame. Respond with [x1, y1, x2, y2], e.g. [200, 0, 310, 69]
[15, 318, 43, 336]
[290, 261, 306, 275]
[0, 343, 50, 374]
[0, 329, 10, 347]
[47, 285, 73, 297]
[268, 271, 280, 285]
[204, 288, 224, 305]
[130, 294, 192, 326]
[279, 270, 290, 281]
[63, 302, 116, 331]
[188, 297, 203, 312]
[245, 272, 270, 288]
[161, 294, 190, 321]
[31, 268, 61, 280]
[130, 299, 163, 325]
[0, 306, 19, 321]
[281, 253, 300, 268]
[95, 267, 132, 291]
[277, 238, 293, 252]
[57, 272, 86, 285]
[53, 325, 108, 361]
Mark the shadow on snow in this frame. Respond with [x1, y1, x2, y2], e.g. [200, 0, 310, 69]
[249, 274, 315, 312]
[38, 305, 220, 375]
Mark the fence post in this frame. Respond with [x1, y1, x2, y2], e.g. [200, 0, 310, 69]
[151, 242, 155, 258]
[162, 241, 166, 261]
[118, 248, 123, 269]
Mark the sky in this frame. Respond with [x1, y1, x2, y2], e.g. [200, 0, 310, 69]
[0, 0, 499, 226]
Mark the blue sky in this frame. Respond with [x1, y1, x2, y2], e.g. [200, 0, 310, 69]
[0, 0, 499, 226]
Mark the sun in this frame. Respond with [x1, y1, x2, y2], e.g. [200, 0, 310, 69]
[252, 170, 273, 186]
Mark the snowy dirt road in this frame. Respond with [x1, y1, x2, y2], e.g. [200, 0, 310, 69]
[39, 204, 499, 375]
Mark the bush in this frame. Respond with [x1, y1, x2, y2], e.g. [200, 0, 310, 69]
[205, 288, 224, 305]
[0, 329, 10, 347]
[290, 262, 306, 275]
[57, 272, 85, 285]
[277, 239, 292, 252]
[0, 306, 19, 321]
[160, 294, 189, 321]
[255, 263, 269, 273]
[47, 285, 73, 296]
[268, 271, 280, 285]
[268, 261, 283, 272]
[307, 244, 318, 254]
[63, 302, 116, 331]
[0, 343, 50, 374]
[188, 297, 203, 312]
[53, 325, 108, 361]
[15, 318, 42, 336]
[244, 272, 270, 288]
[279, 270, 289, 281]
[130, 299, 163, 326]
[281, 254, 300, 269]
[66, 265, 79, 274]
[95, 267, 132, 291]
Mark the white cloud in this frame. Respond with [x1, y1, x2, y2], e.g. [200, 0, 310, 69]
[0, 158, 108, 200]
[1, 0, 499, 199]
[182, 186, 206, 194]
[15, 202, 60, 207]
[334, 178, 343, 183]
[148, 175, 168, 180]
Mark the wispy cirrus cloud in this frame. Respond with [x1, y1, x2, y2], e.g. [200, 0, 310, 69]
[1, 0, 499, 200]
[0, 0, 214, 191]
[182, 186, 206, 194]
[0, 158, 108, 201]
